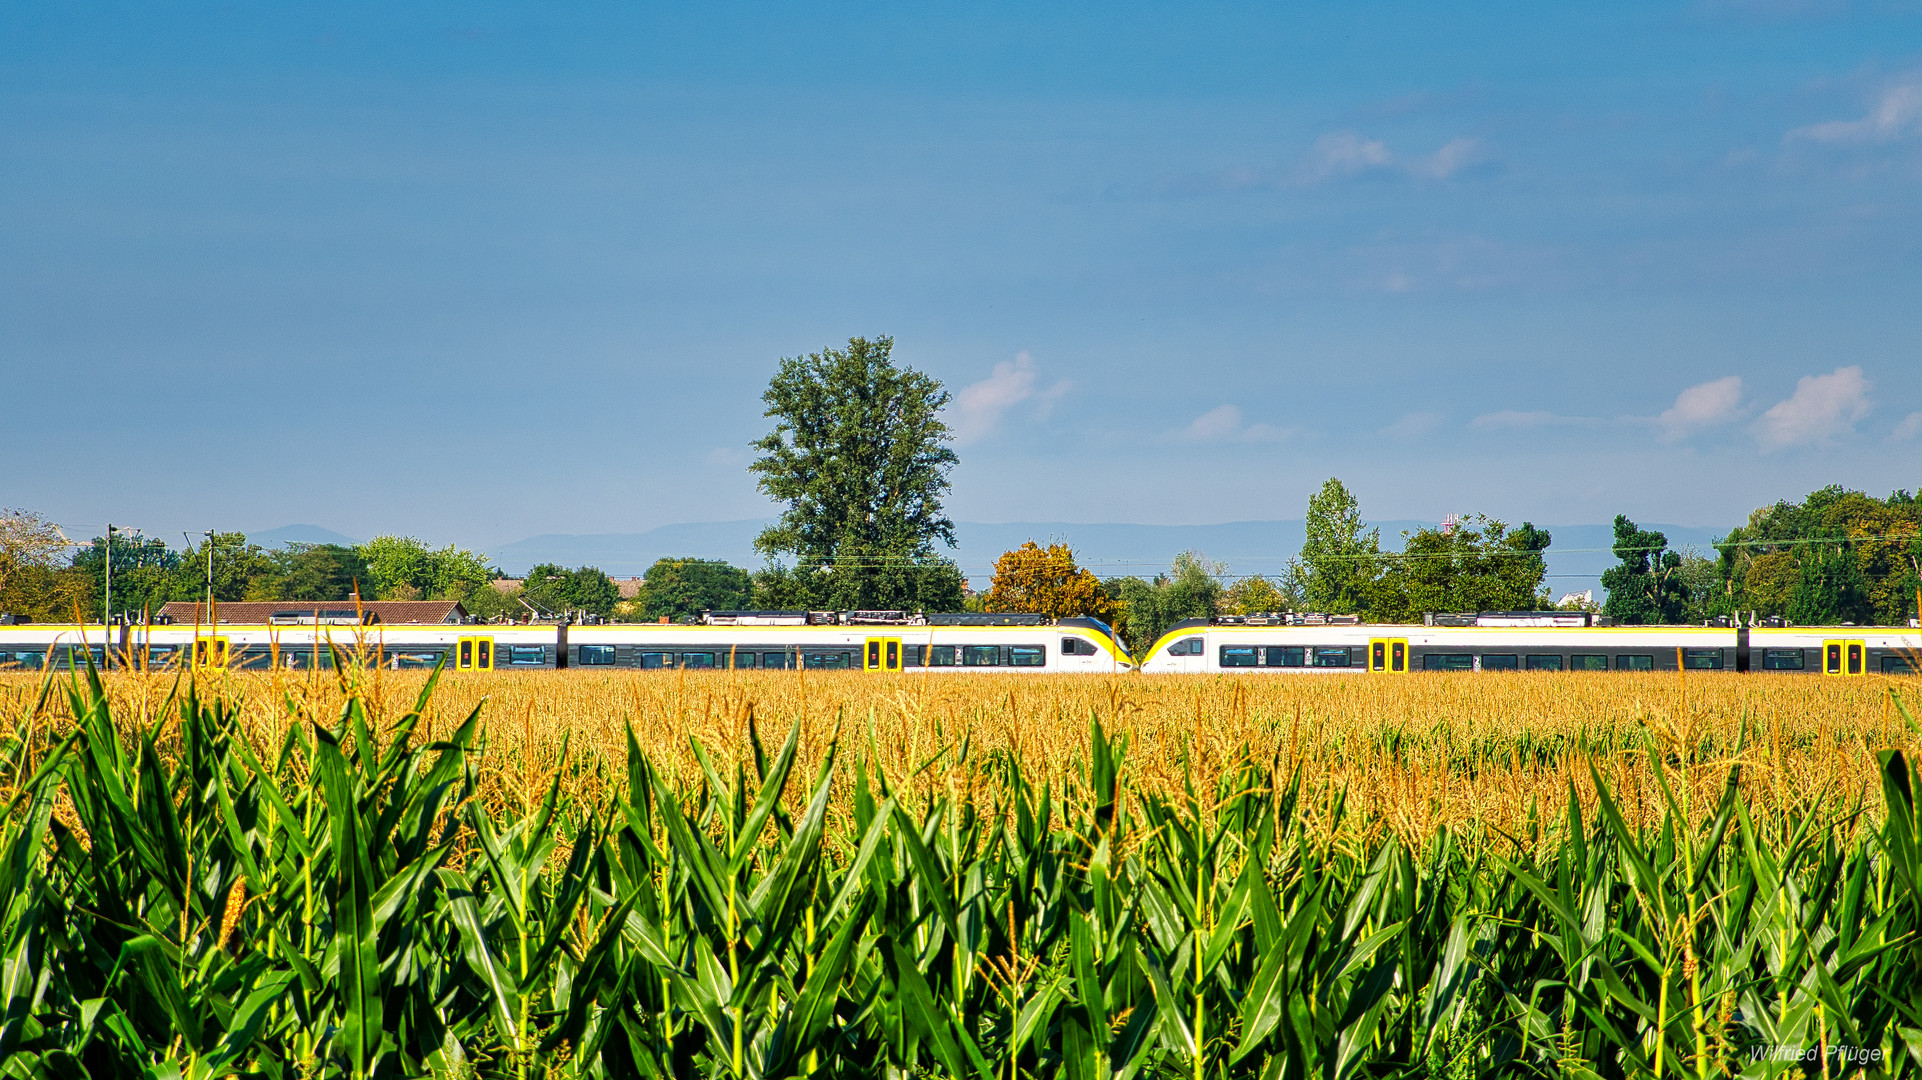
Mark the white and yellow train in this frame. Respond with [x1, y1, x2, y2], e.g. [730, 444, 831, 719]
[2, 608, 1916, 677]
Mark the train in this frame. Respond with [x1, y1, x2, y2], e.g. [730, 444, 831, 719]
[0, 609, 1134, 674]
[1134, 611, 1921, 676]
[1, 608, 1916, 677]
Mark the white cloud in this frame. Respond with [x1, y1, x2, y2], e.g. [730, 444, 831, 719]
[1891, 411, 1922, 443]
[1300, 132, 1489, 185]
[1380, 411, 1444, 439]
[1752, 365, 1872, 450]
[1787, 80, 1922, 144]
[1170, 404, 1294, 444]
[1653, 375, 1744, 441]
[950, 351, 1070, 444]
[1420, 137, 1485, 179]
[1304, 132, 1392, 182]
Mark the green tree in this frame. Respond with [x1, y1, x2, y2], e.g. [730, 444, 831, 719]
[1787, 536, 1875, 626]
[1222, 576, 1295, 615]
[1600, 515, 1687, 625]
[161, 532, 276, 608]
[356, 536, 492, 601]
[749, 335, 962, 611]
[1371, 517, 1552, 621]
[255, 543, 374, 602]
[1293, 478, 1382, 615]
[521, 564, 620, 618]
[1104, 551, 1225, 655]
[71, 532, 183, 619]
[631, 558, 752, 621]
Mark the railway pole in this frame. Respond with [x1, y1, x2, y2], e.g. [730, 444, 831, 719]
[204, 529, 215, 613]
[104, 524, 114, 628]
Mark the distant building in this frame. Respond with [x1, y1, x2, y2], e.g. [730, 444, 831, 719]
[617, 576, 645, 600]
[156, 600, 468, 625]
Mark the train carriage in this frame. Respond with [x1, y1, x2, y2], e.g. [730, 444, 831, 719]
[1138, 611, 1922, 676]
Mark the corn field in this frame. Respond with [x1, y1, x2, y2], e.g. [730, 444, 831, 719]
[1, 667, 1920, 1077]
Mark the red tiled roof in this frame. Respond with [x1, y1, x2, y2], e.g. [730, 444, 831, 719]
[156, 600, 467, 625]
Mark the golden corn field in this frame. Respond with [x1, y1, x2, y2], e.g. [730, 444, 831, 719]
[5, 669, 1914, 843]
[1, 666, 1919, 1078]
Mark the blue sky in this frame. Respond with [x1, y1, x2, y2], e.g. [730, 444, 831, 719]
[5, 1, 1921, 557]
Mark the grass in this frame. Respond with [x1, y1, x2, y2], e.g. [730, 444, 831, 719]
[0, 667, 1916, 1077]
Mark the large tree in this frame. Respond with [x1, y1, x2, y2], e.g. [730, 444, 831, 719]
[632, 558, 752, 621]
[1292, 478, 1382, 615]
[984, 542, 1113, 620]
[0, 508, 89, 621]
[1371, 517, 1552, 621]
[749, 335, 964, 610]
[357, 536, 492, 601]
[1600, 515, 1688, 625]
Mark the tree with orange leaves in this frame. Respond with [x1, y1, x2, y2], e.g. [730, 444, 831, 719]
[984, 541, 1113, 620]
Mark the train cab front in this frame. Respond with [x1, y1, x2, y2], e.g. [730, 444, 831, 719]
[1138, 619, 1211, 673]
[1058, 617, 1137, 672]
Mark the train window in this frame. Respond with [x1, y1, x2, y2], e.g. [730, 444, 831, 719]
[235, 650, 275, 671]
[803, 651, 853, 669]
[507, 645, 546, 665]
[729, 650, 755, 669]
[639, 651, 672, 669]
[1423, 653, 1473, 671]
[1175, 637, 1205, 656]
[1524, 654, 1563, 671]
[286, 649, 336, 670]
[1882, 655, 1918, 674]
[1481, 654, 1519, 671]
[1683, 649, 1723, 670]
[393, 651, 443, 669]
[962, 645, 1000, 666]
[1062, 637, 1092, 656]
[927, 645, 957, 667]
[1618, 655, 1654, 671]
[681, 652, 717, 669]
[1263, 646, 1305, 667]
[1312, 647, 1352, 668]
[1761, 649, 1805, 670]
[904, 645, 924, 666]
[1847, 644, 1862, 675]
[1571, 654, 1607, 671]
[1220, 646, 1258, 667]
[146, 646, 179, 666]
[763, 651, 793, 670]
[579, 645, 617, 666]
[1009, 646, 1045, 667]
[0, 651, 47, 670]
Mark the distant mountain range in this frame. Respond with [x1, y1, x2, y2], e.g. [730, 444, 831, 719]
[249, 518, 1729, 601]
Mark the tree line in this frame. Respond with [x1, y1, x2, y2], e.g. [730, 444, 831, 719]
[9, 334, 1917, 642]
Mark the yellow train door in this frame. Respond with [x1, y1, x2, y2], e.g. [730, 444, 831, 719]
[193, 636, 229, 669]
[1369, 637, 1409, 673]
[457, 637, 494, 671]
[1823, 638, 1864, 676]
[865, 637, 901, 672]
